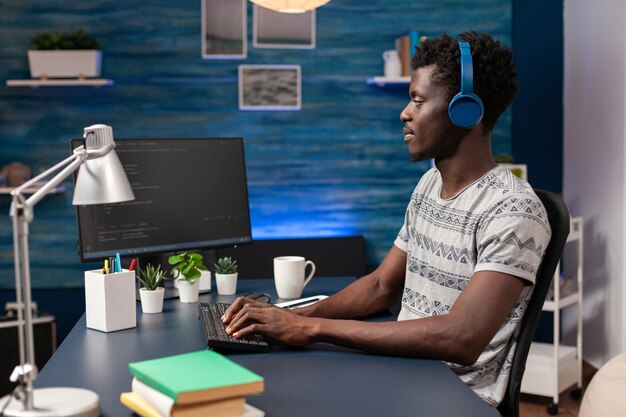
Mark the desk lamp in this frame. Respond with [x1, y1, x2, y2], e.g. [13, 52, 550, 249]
[0, 124, 135, 417]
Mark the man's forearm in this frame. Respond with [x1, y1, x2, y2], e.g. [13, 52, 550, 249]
[294, 272, 401, 319]
[307, 315, 473, 364]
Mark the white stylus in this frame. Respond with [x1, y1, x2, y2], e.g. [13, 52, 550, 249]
[275, 295, 329, 309]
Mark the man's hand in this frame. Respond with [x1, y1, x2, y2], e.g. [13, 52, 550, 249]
[222, 297, 318, 346]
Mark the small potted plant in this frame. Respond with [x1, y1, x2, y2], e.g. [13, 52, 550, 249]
[168, 252, 208, 303]
[214, 257, 238, 295]
[495, 154, 527, 180]
[136, 263, 166, 314]
[28, 29, 102, 79]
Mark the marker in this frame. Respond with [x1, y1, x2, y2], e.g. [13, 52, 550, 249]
[103, 259, 109, 275]
[115, 252, 122, 273]
[128, 258, 137, 272]
[109, 257, 115, 273]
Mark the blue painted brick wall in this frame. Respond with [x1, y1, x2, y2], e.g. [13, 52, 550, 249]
[0, 0, 512, 287]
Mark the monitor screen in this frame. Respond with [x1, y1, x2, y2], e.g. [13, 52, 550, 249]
[72, 138, 252, 262]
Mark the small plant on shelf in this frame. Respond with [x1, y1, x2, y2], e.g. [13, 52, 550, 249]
[136, 263, 165, 291]
[214, 257, 238, 275]
[27, 28, 103, 79]
[494, 154, 516, 164]
[31, 29, 100, 50]
[168, 252, 207, 284]
[494, 154, 527, 180]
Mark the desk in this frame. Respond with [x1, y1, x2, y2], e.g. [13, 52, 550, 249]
[36, 278, 499, 417]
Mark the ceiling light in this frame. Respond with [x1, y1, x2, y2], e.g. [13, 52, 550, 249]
[250, 0, 331, 13]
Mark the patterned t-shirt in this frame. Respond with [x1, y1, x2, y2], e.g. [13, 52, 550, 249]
[394, 165, 551, 407]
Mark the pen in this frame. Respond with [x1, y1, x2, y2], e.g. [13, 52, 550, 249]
[280, 296, 325, 309]
[109, 256, 115, 273]
[103, 259, 109, 275]
[115, 252, 122, 273]
[129, 258, 137, 272]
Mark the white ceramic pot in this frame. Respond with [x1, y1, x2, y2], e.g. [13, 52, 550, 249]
[139, 287, 164, 314]
[198, 270, 212, 292]
[28, 50, 102, 78]
[383, 49, 402, 78]
[176, 278, 200, 303]
[215, 273, 238, 295]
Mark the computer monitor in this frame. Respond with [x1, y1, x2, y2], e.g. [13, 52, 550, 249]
[72, 138, 252, 262]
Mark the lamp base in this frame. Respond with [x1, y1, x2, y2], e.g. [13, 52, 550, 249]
[0, 387, 100, 417]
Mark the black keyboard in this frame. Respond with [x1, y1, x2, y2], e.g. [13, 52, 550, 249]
[198, 301, 270, 352]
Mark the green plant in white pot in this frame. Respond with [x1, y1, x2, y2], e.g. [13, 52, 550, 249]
[136, 263, 165, 314]
[28, 29, 102, 79]
[214, 257, 238, 295]
[168, 252, 207, 303]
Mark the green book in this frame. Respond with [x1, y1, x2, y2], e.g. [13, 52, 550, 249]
[128, 350, 264, 405]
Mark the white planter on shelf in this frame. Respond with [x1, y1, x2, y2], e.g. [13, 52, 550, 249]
[216, 273, 238, 295]
[28, 50, 102, 78]
[139, 287, 165, 314]
[175, 278, 200, 303]
[198, 270, 211, 292]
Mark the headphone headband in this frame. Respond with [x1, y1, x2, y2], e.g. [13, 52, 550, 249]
[458, 41, 474, 96]
[447, 39, 484, 129]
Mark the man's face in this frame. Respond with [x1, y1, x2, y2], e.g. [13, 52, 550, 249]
[400, 65, 466, 163]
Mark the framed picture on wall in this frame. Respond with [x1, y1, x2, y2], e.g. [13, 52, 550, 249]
[238, 65, 302, 111]
[253, 6, 315, 49]
[202, 0, 247, 59]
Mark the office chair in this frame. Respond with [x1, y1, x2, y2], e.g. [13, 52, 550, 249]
[497, 189, 571, 417]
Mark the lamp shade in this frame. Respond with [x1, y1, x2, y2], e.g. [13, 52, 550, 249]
[250, 0, 330, 13]
[72, 125, 135, 206]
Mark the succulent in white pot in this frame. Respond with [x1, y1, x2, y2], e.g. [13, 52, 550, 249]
[214, 257, 238, 296]
[136, 263, 165, 314]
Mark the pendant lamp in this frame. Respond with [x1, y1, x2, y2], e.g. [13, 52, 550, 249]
[250, 0, 331, 13]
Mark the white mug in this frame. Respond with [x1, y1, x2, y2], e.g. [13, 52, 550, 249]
[273, 256, 316, 299]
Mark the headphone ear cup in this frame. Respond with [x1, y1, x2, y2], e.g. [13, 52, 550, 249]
[448, 93, 484, 129]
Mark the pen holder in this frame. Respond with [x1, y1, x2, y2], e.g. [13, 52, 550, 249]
[85, 269, 137, 332]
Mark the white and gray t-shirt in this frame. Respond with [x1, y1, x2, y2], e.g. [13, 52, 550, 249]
[394, 165, 551, 407]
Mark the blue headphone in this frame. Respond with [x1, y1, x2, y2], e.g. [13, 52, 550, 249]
[448, 40, 484, 129]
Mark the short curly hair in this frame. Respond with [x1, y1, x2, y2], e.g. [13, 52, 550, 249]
[411, 32, 519, 132]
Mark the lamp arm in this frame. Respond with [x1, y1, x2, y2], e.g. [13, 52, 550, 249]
[11, 149, 87, 221]
[11, 150, 82, 196]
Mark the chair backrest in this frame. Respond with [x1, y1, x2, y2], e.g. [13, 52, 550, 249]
[497, 189, 571, 417]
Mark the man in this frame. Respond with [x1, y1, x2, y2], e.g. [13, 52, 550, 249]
[223, 32, 551, 407]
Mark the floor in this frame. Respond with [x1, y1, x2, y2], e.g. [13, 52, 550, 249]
[519, 361, 597, 417]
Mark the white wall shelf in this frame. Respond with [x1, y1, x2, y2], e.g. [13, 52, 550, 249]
[521, 216, 584, 415]
[6, 79, 113, 87]
[366, 76, 410, 86]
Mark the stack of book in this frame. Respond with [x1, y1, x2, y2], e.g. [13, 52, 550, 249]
[120, 350, 265, 417]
